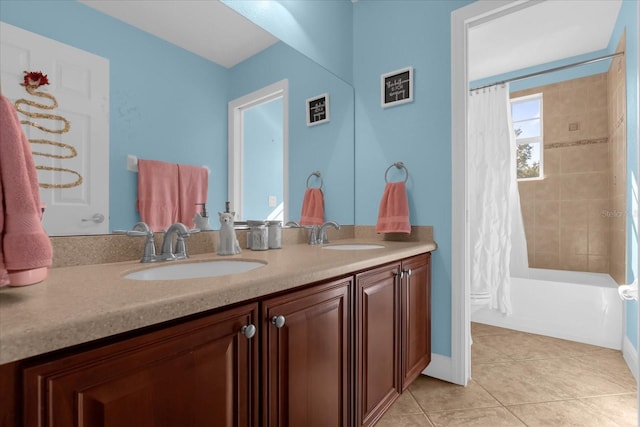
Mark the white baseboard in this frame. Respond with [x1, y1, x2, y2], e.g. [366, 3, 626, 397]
[622, 334, 639, 382]
[421, 353, 461, 385]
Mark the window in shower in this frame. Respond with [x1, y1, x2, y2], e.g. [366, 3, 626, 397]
[511, 93, 543, 180]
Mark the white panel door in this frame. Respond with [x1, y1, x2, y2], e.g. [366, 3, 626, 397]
[0, 22, 109, 235]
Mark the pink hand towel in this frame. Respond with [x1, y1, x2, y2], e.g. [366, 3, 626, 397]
[300, 188, 325, 226]
[0, 94, 53, 287]
[136, 159, 179, 231]
[177, 164, 208, 228]
[376, 181, 411, 234]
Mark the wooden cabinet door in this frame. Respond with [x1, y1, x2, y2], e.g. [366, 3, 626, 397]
[23, 303, 259, 427]
[400, 253, 432, 390]
[262, 277, 352, 427]
[355, 262, 401, 427]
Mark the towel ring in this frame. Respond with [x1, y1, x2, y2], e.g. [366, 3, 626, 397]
[306, 171, 323, 189]
[385, 162, 409, 183]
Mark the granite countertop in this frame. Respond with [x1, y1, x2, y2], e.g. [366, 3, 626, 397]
[0, 238, 436, 365]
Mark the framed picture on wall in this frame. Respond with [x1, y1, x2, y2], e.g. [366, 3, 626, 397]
[306, 93, 330, 126]
[381, 66, 413, 108]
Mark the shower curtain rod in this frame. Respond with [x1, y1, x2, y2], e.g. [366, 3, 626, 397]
[469, 51, 624, 92]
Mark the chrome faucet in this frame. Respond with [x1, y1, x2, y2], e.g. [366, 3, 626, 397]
[285, 221, 319, 245]
[160, 223, 197, 260]
[318, 221, 340, 244]
[115, 222, 160, 263]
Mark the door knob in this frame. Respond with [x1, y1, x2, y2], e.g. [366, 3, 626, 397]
[271, 315, 286, 328]
[241, 324, 256, 339]
[82, 213, 105, 223]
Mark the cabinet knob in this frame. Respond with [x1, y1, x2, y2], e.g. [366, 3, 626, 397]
[403, 268, 412, 277]
[271, 315, 286, 328]
[241, 324, 256, 339]
[394, 270, 404, 279]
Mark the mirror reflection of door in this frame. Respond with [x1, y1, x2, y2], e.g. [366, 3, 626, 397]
[228, 79, 288, 222]
[243, 98, 284, 221]
[0, 22, 110, 236]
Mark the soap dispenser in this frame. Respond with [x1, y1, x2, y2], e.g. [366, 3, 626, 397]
[193, 202, 212, 230]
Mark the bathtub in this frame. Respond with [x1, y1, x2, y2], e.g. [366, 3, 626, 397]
[471, 268, 623, 350]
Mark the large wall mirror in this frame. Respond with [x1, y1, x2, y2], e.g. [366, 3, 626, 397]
[0, 1, 354, 235]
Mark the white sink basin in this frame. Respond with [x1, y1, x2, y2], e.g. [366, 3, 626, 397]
[124, 260, 266, 281]
[322, 244, 384, 251]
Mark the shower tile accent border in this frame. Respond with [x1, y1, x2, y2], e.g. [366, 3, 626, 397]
[544, 137, 608, 150]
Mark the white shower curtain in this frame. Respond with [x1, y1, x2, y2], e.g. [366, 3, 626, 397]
[468, 84, 528, 315]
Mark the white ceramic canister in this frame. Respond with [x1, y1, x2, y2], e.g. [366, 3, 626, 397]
[267, 220, 282, 249]
[247, 220, 268, 250]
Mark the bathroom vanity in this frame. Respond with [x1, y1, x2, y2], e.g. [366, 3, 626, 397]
[0, 238, 434, 427]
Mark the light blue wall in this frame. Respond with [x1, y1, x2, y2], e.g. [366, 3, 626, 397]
[222, 0, 353, 85]
[244, 98, 283, 220]
[353, 0, 473, 357]
[0, 0, 228, 231]
[229, 0, 470, 357]
[229, 42, 355, 225]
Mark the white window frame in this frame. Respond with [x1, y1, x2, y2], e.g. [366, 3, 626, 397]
[511, 93, 544, 181]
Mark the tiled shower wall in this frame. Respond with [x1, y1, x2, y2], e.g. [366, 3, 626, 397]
[608, 33, 627, 284]
[514, 73, 612, 273]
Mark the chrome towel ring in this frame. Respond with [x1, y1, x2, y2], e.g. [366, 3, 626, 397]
[306, 171, 323, 189]
[384, 162, 409, 183]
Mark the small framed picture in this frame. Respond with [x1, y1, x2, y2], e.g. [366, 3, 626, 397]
[306, 93, 330, 126]
[381, 66, 413, 108]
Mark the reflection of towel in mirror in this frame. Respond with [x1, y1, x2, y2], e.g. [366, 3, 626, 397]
[0, 94, 53, 286]
[376, 181, 411, 234]
[137, 159, 179, 231]
[300, 188, 324, 226]
[178, 164, 208, 229]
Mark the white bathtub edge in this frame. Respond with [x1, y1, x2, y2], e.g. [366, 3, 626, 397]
[472, 274, 623, 350]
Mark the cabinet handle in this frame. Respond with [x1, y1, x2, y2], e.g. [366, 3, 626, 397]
[403, 268, 413, 277]
[394, 270, 404, 279]
[271, 315, 286, 328]
[241, 324, 256, 339]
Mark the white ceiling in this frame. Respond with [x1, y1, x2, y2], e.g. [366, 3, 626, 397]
[469, 0, 622, 81]
[80, 0, 622, 79]
[79, 0, 278, 68]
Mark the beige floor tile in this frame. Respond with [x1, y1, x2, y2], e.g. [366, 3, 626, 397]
[427, 407, 525, 427]
[385, 391, 424, 416]
[471, 322, 518, 337]
[579, 393, 638, 427]
[472, 331, 601, 361]
[507, 399, 624, 427]
[531, 355, 636, 397]
[471, 340, 512, 365]
[409, 377, 500, 413]
[571, 351, 637, 392]
[384, 324, 638, 426]
[376, 413, 434, 427]
[471, 360, 574, 405]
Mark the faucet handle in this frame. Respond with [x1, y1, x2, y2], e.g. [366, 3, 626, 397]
[115, 223, 159, 263]
[303, 225, 319, 245]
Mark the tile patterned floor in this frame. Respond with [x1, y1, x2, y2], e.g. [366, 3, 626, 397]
[378, 323, 637, 426]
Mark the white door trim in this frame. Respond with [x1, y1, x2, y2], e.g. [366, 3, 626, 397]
[228, 79, 288, 221]
[450, 0, 537, 386]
